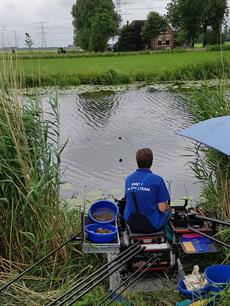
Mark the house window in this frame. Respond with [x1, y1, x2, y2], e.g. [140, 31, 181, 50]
[158, 40, 162, 46]
[166, 40, 170, 46]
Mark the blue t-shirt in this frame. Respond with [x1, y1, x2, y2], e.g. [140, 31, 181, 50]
[124, 168, 170, 230]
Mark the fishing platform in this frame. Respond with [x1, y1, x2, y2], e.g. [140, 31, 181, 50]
[81, 198, 221, 295]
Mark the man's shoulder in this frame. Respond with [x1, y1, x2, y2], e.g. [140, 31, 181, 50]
[125, 170, 138, 181]
[149, 173, 164, 184]
[125, 170, 165, 184]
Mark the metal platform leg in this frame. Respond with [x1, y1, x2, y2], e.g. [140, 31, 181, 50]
[107, 254, 124, 291]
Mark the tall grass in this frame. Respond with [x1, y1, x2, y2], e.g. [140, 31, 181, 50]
[0, 55, 92, 305]
[182, 81, 230, 220]
[0, 70, 70, 265]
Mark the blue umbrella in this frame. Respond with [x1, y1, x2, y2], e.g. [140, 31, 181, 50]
[177, 116, 230, 155]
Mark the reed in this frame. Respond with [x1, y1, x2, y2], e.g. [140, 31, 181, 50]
[0, 75, 69, 264]
[182, 80, 230, 220]
[0, 54, 108, 305]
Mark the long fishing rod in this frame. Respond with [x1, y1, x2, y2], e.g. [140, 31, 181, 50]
[105, 257, 158, 306]
[47, 243, 140, 306]
[0, 233, 81, 293]
[65, 246, 146, 306]
[188, 227, 230, 249]
[194, 215, 230, 227]
[51, 245, 144, 306]
[96, 257, 158, 306]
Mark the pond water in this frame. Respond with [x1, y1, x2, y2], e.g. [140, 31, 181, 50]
[49, 87, 199, 201]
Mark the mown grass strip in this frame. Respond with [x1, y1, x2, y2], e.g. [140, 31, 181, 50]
[21, 59, 230, 87]
[3, 50, 228, 87]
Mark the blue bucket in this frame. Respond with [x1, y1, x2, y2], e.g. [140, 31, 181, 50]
[88, 200, 118, 224]
[204, 265, 230, 292]
[178, 279, 210, 300]
[85, 223, 117, 243]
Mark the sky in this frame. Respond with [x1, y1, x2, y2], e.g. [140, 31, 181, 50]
[0, 0, 170, 48]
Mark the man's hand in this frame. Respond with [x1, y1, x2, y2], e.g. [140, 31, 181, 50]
[158, 202, 170, 213]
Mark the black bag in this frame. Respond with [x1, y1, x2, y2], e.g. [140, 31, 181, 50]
[127, 192, 156, 233]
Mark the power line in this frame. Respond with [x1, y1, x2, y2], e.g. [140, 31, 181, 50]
[40, 21, 47, 48]
[35, 21, 48, 48]
[0, 26, 7, 49]
[13, 31, 19, 48]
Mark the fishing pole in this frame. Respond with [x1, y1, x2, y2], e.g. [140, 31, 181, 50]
[0, 233, 81, 293]
[105, 257, 158, 306]
[49, 245, 144, 306]
[47, 243, 139, 306]
[64, 246, 146, 306]
[188, 227, 230, 249]
[194, 215, 230, 227]
[96, 257, 158, 306]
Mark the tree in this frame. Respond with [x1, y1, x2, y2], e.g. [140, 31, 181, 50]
[72, 0, 119, 51]
[89, 12, 119, 51]
[25, 33, 34, 50]
[224, 23, 230, 41]
[167, 0, 201, 47]
[141, 11, 168, 48]
[115, 23, 134, 52]
[132, 21, 146, 51]
[115, 21, 146, 52]
[167, 0, 228, 47]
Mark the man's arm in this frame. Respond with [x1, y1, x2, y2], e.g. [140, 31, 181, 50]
[157, 178, 171, 212]
[158, 202, 170, 213]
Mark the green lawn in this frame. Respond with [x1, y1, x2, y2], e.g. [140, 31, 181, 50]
[21, 50, 230, 76]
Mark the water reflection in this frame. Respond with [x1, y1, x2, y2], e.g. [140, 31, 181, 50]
[77, 91, 118, 129]
[55, 88, 199, 200]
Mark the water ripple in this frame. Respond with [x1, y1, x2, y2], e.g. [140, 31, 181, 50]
[44, 88, 199, 200]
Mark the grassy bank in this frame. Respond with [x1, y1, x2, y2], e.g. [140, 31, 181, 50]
[0, 62, 105, 305]
[2, 50, 230, 87]
[1, 48, 188, 60]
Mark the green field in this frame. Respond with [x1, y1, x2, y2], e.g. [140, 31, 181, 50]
[2, 49, 230, 86]
[21, 50, 230, 76]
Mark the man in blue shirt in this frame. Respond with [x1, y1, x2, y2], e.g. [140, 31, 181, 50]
[124, 148, 171, 233]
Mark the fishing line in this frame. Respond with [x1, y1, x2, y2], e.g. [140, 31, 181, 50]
[118, 136, 136, 154]
[117, 135, 136, 181]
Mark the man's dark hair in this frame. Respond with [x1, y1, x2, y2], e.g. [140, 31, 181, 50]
[136, 148, 153, 168]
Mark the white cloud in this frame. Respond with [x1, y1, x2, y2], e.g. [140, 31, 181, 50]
[0, 0, 75, 47]
[1, 0, 228, 48]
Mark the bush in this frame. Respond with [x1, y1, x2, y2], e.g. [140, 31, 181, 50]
[207, 44, 230, 51]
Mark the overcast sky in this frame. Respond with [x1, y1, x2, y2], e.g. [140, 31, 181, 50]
[0, 0, 171, 48]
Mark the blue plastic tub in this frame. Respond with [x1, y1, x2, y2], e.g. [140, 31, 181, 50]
[88, 200, 118, 224]
[204, 265, 230, 292]
[85, 223, 117, 243]
[178, 279, 210, 300]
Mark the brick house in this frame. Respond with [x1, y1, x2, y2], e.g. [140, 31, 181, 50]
[151, 25, 175, 50]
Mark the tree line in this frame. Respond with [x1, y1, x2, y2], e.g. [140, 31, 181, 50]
[72, 0, 229, 52]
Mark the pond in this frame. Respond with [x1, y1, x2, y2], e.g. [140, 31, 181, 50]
[52, 86, 199, 201]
